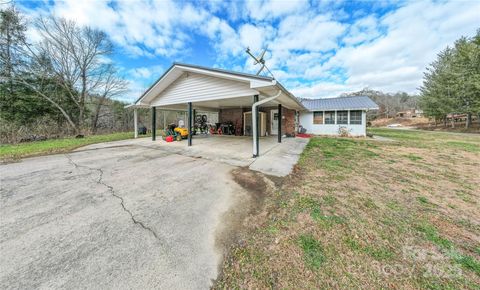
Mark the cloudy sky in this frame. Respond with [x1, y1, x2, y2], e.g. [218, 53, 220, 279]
[16, 0, 480, 102]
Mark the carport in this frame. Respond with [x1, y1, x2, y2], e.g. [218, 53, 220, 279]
[129, 63, 305, 157]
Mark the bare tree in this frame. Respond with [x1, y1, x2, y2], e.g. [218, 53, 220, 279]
[90, 64, 127, 133]
[15, 16, 125, 134]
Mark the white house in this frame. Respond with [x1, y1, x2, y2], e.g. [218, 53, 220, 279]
[298, 96, 379, 136]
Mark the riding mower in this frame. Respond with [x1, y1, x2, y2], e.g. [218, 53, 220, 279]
[161, 123, 188, 142]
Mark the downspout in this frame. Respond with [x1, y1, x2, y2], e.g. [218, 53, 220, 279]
[252, 90, 282, 157]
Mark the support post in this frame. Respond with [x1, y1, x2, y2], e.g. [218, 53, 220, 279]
[134, 108, 138, 139]
[278, 104, 282, 143]
[188, 102, 192, 146]
[253, 95, 259, 157]
[251, 91, 281, 157]
[151, 107, 156, 141]
[163, 111, 167, 130]
[192, 109, 196, 135]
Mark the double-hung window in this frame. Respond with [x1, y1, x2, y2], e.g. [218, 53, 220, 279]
[350, 110, 362, 124]
[313, 111, 323, 124]
[324, 111, 335, 124]
[337, 111, 348, 124]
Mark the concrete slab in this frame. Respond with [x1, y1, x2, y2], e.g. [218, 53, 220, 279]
[249, 137, 309, 176]
[80, 135, 308, 176]
[0, 146, 248, 289]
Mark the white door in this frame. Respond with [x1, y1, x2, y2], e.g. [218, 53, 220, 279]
[271, 109, 278, 135]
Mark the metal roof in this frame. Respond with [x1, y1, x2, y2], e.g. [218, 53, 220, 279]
[299, 96, 379, 111]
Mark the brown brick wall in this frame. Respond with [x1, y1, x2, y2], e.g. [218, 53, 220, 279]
[218, 108, 244, 132]
[282, 107, 296, 136]
[263, 106, 296, 136]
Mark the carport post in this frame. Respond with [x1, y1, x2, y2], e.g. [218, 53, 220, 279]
[254, 95, 259, 157]
[134, 108, 138, 139]
[151, 107, 156, 141]
[278, 104, 282, 143]
[188, 102, 192, 146]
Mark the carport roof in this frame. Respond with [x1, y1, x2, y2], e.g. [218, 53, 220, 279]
[300, 96, 379, 111]
[133, 62, 306, 111]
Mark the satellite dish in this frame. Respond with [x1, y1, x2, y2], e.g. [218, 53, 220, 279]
[246, 47, 274, 78]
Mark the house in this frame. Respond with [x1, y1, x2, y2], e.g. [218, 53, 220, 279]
[129, 63, 379, 157]
[298, 96, 379, 136]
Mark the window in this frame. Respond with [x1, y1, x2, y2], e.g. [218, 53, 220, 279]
[337, 111, 348, 124]
[313, 111, 323, 124]
[350, 110, 362, 124]
[325, 111, 335, 124]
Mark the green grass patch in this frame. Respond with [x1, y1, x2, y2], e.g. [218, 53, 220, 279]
[322, 195, 337, 206]
[416, 222, 480, 276]
[416, 223, 454, 249]
[453, 255, 480, 275]
[417, 196, 429, 204]
[300, 137, 379, 173]
[404, 154, 423, 161]
[311, 210, 346, 227]
[298, 234, 326, 270]
[344, 237, 394, 260]
[445, 141, 480, 153]
[0, 132, 136, 161]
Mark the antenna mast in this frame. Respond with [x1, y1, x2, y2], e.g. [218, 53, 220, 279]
[245, 47, 274, 78]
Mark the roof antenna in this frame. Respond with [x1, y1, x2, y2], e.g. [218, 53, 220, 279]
[246, 47, 275, 78]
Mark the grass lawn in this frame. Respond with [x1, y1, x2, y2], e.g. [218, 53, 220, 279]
[215, 128, 480, 289]
[0, 132, 137, 162]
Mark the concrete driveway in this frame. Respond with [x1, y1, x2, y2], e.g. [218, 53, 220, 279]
[0, 136, 307, 289]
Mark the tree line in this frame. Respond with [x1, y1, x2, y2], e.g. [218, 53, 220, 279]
[341, 88, 419, 119]
[1, 5, 132, 142]
[419, 30, 480, 128]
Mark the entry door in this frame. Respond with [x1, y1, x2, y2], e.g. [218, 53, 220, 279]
[271, 109, 278, 135]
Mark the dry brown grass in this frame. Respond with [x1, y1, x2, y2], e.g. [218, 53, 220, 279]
[215, 129, 480, 289]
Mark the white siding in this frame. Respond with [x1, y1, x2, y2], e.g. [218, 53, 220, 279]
[299, 110, 367, 136]
[150, 72, 258, 106]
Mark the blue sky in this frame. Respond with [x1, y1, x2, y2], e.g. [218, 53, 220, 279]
[16, 0, 480, 102]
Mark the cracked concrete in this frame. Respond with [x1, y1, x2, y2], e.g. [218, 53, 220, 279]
[65, 154, 161, 241]
[0, 144, 250, 289]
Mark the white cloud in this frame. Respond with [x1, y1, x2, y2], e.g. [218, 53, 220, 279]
[18, 0, 480, 102]
[277, 0, 480, 98]
[273, 14, 346, 52]
[291, 82, 355, 99]
[244, 0, 309, 20]
[128, 65, 164, 80]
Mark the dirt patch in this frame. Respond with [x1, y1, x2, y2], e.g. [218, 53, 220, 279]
[214, 167, 278, 278]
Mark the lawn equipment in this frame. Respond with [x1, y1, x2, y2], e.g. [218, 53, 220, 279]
[209, 123, 222, 135]
[161, 123, 188, 141]
[194, 114, 209, 135]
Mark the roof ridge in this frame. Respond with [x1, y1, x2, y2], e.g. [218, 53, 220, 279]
[173, 62, 274, 81]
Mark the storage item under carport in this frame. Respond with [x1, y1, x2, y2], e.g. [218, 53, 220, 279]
[138, 126, 147, 135]
[243, 111, 267, 136]
[161, 124, 187, 141]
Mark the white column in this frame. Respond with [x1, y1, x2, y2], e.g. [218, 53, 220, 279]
[163, 111, 167, 130]
[134, 108, 138, 139]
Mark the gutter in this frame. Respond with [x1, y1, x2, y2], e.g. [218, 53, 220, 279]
[252, 90, 282, 157]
